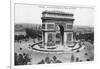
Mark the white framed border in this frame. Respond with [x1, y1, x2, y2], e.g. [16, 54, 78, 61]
[10, 0, 95, 69]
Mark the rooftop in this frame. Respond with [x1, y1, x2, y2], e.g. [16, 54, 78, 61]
[42, 10, 74, 16]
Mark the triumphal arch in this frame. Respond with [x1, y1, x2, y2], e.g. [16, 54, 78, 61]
[41, 11, 74, 49]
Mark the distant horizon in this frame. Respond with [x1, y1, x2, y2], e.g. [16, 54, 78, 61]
[14, 23, 94, 28]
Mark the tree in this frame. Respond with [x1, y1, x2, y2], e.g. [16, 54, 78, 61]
[14, 53, 31, 65]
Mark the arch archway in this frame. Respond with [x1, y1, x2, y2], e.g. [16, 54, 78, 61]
[56, 24, 64, 46]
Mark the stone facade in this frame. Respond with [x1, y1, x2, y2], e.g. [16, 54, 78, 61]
[41, 11, 74, 49]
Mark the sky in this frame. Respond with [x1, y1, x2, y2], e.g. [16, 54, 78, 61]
[15, 4, 94, 27]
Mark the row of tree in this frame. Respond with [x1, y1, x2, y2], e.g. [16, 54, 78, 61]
[15, 53, 31, 65]
[73, 32, 94, 44]
[15, 28, 42, 41]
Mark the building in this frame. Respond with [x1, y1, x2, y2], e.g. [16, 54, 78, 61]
[41, 10, 74, 49]
[14, 24, 26, 36]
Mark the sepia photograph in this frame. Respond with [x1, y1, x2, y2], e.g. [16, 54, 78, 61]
[14, 3, 94, 66]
